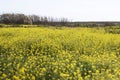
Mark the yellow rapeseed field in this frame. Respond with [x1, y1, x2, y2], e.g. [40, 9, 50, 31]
[0, 27, 120, 80]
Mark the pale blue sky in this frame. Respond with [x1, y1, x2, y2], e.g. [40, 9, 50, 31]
[0, 0, 120, 21]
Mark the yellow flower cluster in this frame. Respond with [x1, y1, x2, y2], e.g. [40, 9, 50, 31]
[0, 27, 120, 80]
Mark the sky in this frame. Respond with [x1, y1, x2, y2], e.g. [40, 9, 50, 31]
[0, 0, 120, 21]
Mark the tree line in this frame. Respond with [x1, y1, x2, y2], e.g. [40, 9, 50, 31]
[0, 13, 68, 26]
[0, 13, 119, 27]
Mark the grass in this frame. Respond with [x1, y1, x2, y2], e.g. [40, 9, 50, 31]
[0, 26, 120, 80]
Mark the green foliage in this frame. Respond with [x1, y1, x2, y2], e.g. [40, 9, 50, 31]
[0, 27, 120, 80]
[104, 26, 120, 34]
